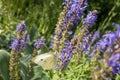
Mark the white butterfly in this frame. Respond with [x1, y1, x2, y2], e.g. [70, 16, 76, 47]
[32, 51, 59, 70]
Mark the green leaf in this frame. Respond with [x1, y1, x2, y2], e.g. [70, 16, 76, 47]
[0, 50, 9, 80]
[20, 61, 28, 80]
[116, 74, 120, 80]
[30, 66, 43, 80]
[25, 44, 33, 55]
[0, 76, 3, 80]
[20, 54, 31, 80]
[52, 73, 59, 80]
[31, 66, 49, 80]
[29, 26, 37, 41]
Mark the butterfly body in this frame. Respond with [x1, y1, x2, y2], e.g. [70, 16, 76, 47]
[32, 52, 58, 70]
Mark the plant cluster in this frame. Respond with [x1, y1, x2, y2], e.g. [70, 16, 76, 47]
[0, 0, 120, 80]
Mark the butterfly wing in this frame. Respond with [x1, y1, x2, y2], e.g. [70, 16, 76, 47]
[40, 54, 57, 70]
[32, 52, 57, 70]
[32, 53, 51, 65]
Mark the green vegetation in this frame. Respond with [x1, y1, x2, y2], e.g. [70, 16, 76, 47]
[0, 0, 120, 80]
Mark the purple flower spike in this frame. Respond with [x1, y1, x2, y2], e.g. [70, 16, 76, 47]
[66, 0, 88, 26]
[116, 24, 120, 31]
[10, 39, 20, 52]
[16, 21, 26, 32]
[105, 78, 111, 80]
[84, 10, 98, 28]
[10, 37, 28, 52]
[34, 37, 45, 50]
[113, 23, 120, 38]
[108, 54, 120, 75]
[62, 0, 88, 30]
[60, 40, 75, 68]
[51, 0, 88, 50]
[90, 36, 108, 58]
[93, 31, 100, 40]
[103, 32, 116, 47]
[80, 31, 99, 54]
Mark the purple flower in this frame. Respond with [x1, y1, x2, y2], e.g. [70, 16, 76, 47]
[68, 31, 73, 35]
[99, 39, 108, 50]
[79, 31, 99, 54]
[16, 22, 26, 32]
[10, 39, 20, 52]
[83, 10, 98, 28]
[22, 34, 29, 47]
[92, 31, 100, 40]
[89, 23, 120, 76]
[108, 54, 120, 75]
[62, 0, 88, 30]
[51, 0, 88, 50]
[116, 24, 120, 31]
[34, 37, 45, 50]
[60, 40, 75, 68]
[65, 0, 88, 27]
[90, 31, 117, 58]
[62, 0, 69, 5]
[103, 32, 116, 47]
[60, 0, 88, 33]
[79, 33, 91, 53]
[10, 22, 29, 52]
[105, 78, 111, 80]
[10, 37, 28, 52]
[89, 36, 108, 58]
[114, 24, 120, 38]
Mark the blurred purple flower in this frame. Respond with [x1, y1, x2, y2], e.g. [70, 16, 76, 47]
[92, 31, 100, 40]
[89, 36, 108, 58]
[83, 10, 98, 28]
[60, 40, 75, 67]
[108, 53, 120, 75]
[114, 24, 120, 38]
[16, 22, 26, 32]
[34, 37, 45, 50]
[105, 78, 111, 80]
[65, 0, 88, 27]
[51, 0, 88, 50]
[80, 31, 99, 54]
[10, 37, 28, 52]
[103, 32, 116, 47]
[90, 23, 120, 76]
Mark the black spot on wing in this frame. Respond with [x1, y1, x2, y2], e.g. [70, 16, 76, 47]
[40, 59, 43, 61]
